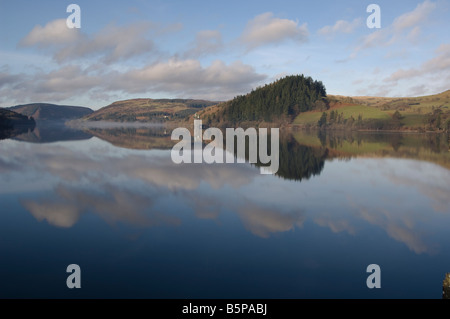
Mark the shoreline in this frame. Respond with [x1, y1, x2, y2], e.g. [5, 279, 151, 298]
[64, 118, 450, 135]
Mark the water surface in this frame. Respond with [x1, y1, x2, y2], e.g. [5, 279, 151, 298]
[0, 127, 449, 298]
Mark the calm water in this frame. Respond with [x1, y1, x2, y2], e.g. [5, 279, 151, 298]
[0, 125, 449, 299]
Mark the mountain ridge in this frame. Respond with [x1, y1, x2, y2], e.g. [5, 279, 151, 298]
[83, 98, 219, 122]
[8, 103, 93, 121]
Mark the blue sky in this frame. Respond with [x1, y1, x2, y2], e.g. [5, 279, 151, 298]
[0, 0, 449, 109]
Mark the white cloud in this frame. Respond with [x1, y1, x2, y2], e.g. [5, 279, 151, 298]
[423, 43, 450, 71]
[20, 19, 81, 47]
[385, 43, 450, 83]
[0, 58, 266, 104]
[0, 65, 102, 104]
[355, 43, 449, 97]
[240, 12, 308, 50]
[357, 28, 389, 51]
[409, 84, 428, 96]
[8, 18, 269, 103]
[0, 69, 21, 89]
[392, 0, 436, 32]
[384, 48, 408, 60]
[355, 1, 437, 52]
[407, 26, 421, 43]
[351, 2, 444, 96]
[61, 22, 155, 63]
[38, 65, 102, 93]
[317, 18, 361, 36]
[113, 59, 266, 100]
[20, 20, 156, 64]
[384, 69, 419, 83]
[184, 30, 224, 58]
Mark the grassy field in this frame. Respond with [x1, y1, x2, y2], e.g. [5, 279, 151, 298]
[293, 90, 450, 130]
[294, 104, 390, 125]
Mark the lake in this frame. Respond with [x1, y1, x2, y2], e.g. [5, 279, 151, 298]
[0, 125, 449, 299]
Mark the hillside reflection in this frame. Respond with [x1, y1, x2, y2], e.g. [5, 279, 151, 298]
[84, 126, 450, 180]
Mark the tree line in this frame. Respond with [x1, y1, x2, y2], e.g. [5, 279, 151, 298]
[209, 75, 327, 125]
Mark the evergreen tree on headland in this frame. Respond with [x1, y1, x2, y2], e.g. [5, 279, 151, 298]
[215, 75, 327, 124]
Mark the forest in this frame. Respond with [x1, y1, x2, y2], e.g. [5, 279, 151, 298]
[206, 75, 328, 125]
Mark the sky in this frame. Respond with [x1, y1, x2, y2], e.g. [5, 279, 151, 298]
[0, 0, 449, 109]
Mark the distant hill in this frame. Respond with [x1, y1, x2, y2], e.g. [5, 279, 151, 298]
[84, 99, 218, 122]
[0, 108, 36, 139]
[9, 103, 93, 121]
[199, 75, 328, 126]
